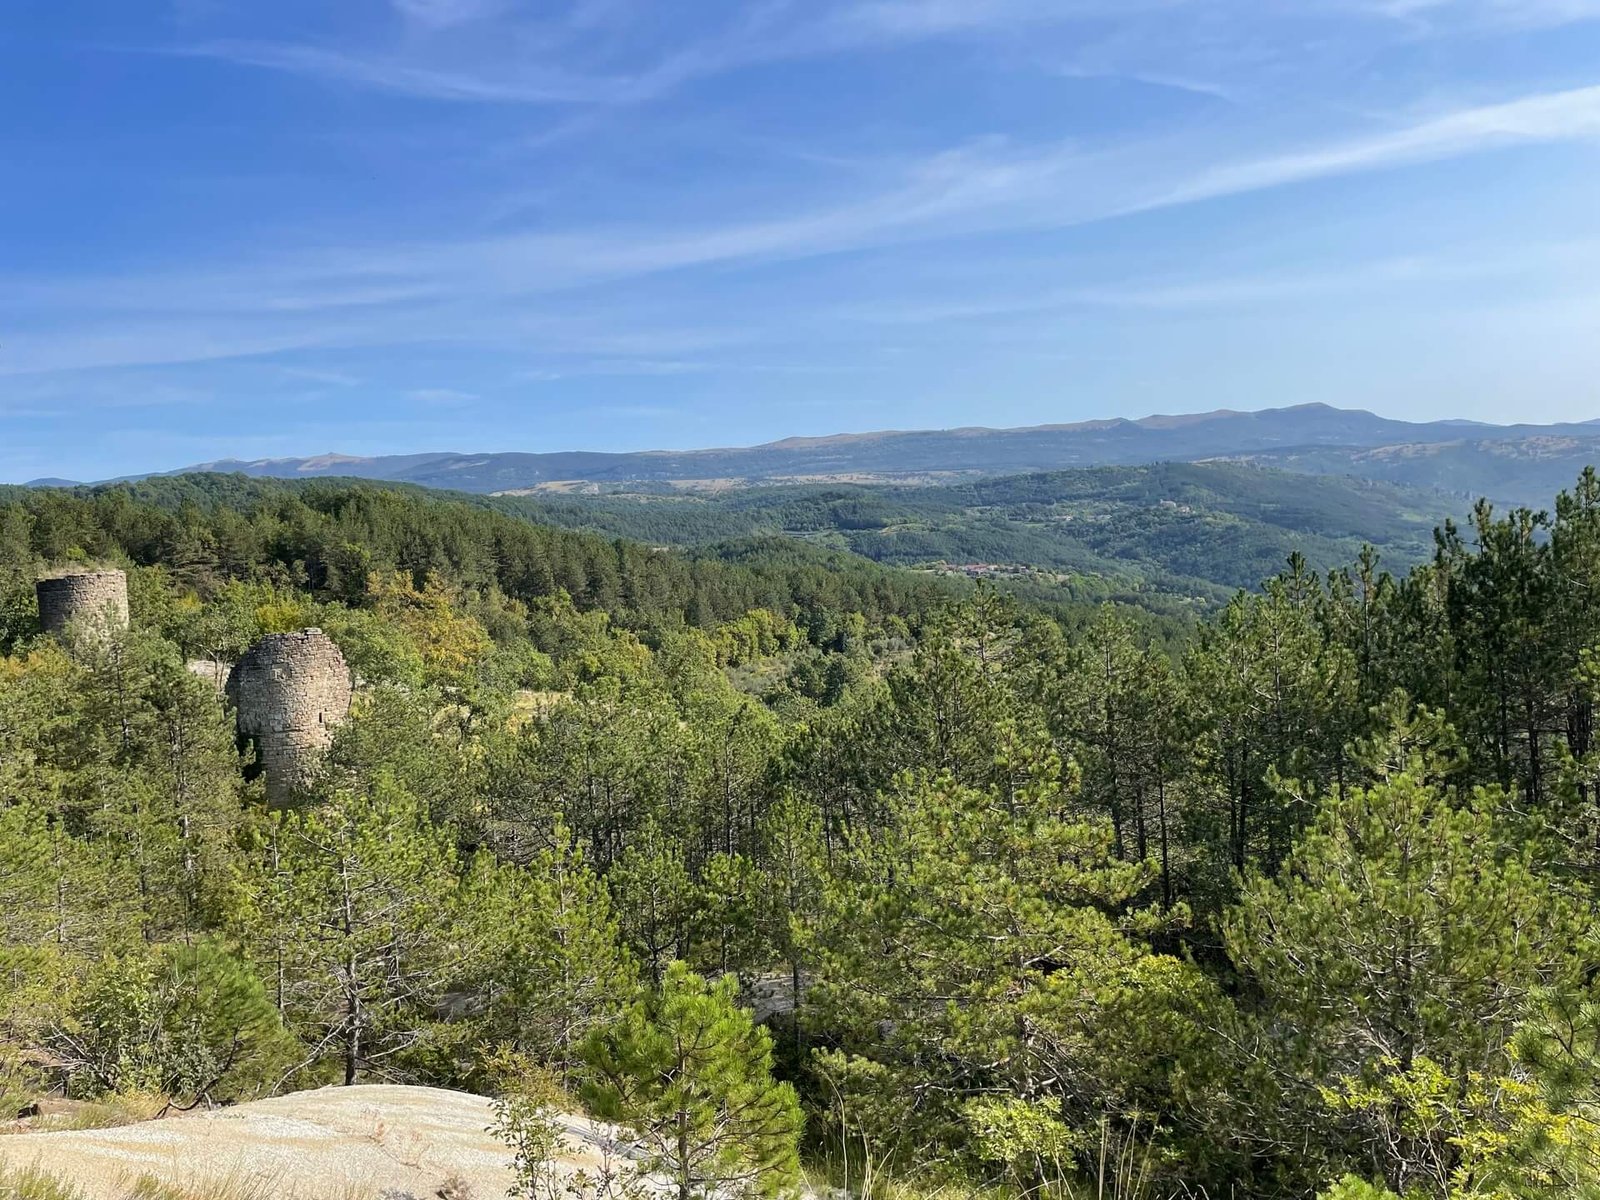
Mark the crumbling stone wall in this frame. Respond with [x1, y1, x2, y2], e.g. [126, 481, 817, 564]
[36, 570, 130, 638]
[227, 628, 352, 807]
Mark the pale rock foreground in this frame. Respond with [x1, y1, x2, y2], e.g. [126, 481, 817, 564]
[0, 1084, 616, 1199]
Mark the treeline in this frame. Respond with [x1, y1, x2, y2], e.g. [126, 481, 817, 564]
[0, 475, 962, 652]
[2, 472, 1600, 1198]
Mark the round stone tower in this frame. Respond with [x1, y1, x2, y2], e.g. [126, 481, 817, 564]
[36, 569, 130, 639]
[227, 628, 353, 807]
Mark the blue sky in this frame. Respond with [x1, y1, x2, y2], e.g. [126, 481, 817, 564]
[3, 0, 1600, 481]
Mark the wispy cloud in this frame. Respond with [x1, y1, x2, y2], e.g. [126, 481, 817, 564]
[408, 387, 480, 406]
[591, 403, 686, 419]
[13, 0, 1600, 479]
[156, 0, 1600, 127]
[522, 358, 715, 380]
[162, 0, 1183, 108]
[1359, 0, 1600, 31]
[842, 240, 1600, 325]
[391, 0, 506, 32]
[5, 81, 1599, 379]
[278, 366, 364, 387]
[832, 0, 1181, 37]
[172, 39, 654, 104]
[1059, 65, 1237, 102]
[432, 82, 1600, 283]
[1145, 84, 1600, 209]
[131, 0, 1600, 124]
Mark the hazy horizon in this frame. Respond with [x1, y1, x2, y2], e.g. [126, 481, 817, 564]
[9, 399, 1594, 487]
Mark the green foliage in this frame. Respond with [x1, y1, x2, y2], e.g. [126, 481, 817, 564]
[1320, 1053, 1600, 1200]
[1045, 606, 1186, 903]
[228, 779, 475, 1086]
[50, 940, 294, 1105]
[0, 799, 137, 966]
[8, 468, 1600, 1199]
[482, 462, 1453, 610]
[1226, 763, 1572, 1077]
[471, 832, 636, 1074]
[807, 747, 1183, 1184]
[1183, 565, 1359, 889]
[0, 474, 961, 647]
[583, 963, 803, 1200]
[0, 1040, 45, 1123]
[960, 1097, 1080, 1186]
[0, 1163, 88, 1200]
[1224, 710, 1584, 1193]
[711, 609, 804, 668]
[0, 629, 246, 939]
[608, 822, 700, 986]
[487, 1046, 576, 1200]
[1317, 1178, 1400, 1200]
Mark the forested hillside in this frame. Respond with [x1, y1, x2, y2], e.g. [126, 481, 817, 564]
[490, 462, 1453, 605]
[0, 474, 968, 649]
[4, 471, 1600, 1199]
[1229, 435, 1600, 508]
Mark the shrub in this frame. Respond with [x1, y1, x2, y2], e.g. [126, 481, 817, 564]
[54, 939, 296, 1105]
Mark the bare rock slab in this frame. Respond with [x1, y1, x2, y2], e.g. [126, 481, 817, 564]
[0, 1084, 615, 1200]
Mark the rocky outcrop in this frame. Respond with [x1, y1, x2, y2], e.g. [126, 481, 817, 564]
[186, 658, 234, 695]
[0, 1084, 619, 1200]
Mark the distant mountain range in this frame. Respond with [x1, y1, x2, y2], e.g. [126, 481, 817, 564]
[34, 403, 1600, 508]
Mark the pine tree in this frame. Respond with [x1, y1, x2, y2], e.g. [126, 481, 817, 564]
[1224, 708, 1584, 1191]
[229, 781, 470, 1085]
[810, 745, 1165, 1172]
[1184, 575, 1358, 892]
[695, 852, 765, 978]
[609, 821, 699, 987]
[472, 830, 635, 1074]
[582, 962, 802, 1200]
[1051, 606, 1187, 903]
[757, 795, 826, 1039]
[49, 939, 295, 1104]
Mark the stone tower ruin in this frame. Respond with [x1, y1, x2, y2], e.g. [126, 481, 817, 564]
[227, 628, 352, 807]
[36, 569, 130, 639]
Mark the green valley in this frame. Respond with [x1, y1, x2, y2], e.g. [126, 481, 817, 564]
[484, 461, 1457, 608]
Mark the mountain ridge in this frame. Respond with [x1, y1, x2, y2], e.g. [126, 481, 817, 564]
[27, 403, 1600, 507]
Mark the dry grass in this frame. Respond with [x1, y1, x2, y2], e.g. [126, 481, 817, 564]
[0, 1162, 88, 1200]
[803, 1131, 1184, 1200]
[31, 1095, 168, 1134]
[129, 1176, 383, 1200]
[122, 1175, 263, 1200]
[122, 1176, 389, 1200]
[0, 1162, 385, 1200]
